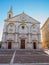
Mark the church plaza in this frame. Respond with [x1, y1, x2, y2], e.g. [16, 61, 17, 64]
[0, 8, 49, 65]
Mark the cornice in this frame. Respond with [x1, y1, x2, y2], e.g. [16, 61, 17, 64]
[4, 20, 40, 25]
[3, 32, 41, 36]
[41, 17, 49, 29]
[4, 13, 40, 24]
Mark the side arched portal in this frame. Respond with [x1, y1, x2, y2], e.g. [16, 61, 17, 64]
[33, 42, 36, 49]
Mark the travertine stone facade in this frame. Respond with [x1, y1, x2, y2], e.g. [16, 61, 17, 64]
[2, 8, 41, 49]
[41, 18, 49, 48]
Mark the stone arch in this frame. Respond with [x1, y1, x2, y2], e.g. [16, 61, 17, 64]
[19, 35, 27, 49]
[18, 23, 29, 33]
[6, 23, 16, 33]
[30, 24, 37, 34]
[18, 23, 28, 28]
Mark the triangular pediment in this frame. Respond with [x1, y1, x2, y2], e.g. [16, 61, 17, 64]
[5, 12, 40, 24]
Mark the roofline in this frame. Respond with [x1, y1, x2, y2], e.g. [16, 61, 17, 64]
[41, 17, 49, 29]
[24, 13, 40, 24]
[5, 13, 23, 21]
[5, 12, 40, 24]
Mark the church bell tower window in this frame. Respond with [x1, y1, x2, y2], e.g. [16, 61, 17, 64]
[9, 14, 11, 18]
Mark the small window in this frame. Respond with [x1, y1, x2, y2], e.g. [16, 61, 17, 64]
[9, 14, 11, 18]
[22, 26, 24, 29]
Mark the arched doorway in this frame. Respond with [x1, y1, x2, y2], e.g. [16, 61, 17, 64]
[21, 39, 25, 49]
[33, 42, 36, 49]
[0, 44, 1, 48]
[8, 42, 12, 49]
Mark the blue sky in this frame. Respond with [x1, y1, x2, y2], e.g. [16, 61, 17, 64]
[0, 0, 49, 41]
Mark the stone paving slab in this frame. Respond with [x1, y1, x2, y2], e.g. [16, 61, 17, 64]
[14, 50, 49, 63]
[12, 63, 49, 65]
[0, 63, 49, 65]
[0, 49, 49, 64]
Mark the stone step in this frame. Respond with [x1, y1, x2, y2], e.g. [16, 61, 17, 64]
[0, 49, 14, 63]
[0, 49, 49, 63]
[14, 50, 49, 63]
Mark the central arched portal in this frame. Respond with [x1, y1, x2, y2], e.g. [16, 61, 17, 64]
[8, 42, 12, 49]
[21, 39, 25, 49]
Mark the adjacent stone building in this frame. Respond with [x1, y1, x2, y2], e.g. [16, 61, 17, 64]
[1, 8, 41, 49]
[41, 18, 49, 48]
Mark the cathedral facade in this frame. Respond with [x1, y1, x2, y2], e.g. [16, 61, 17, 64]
[2, 8, 41, 49]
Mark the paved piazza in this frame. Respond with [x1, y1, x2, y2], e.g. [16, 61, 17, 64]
[0, 49, 49, 65]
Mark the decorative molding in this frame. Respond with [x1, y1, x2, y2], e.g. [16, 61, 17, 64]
[3, 32, 41, 35]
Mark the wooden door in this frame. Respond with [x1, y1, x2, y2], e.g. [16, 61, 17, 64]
[21, 39, 25, 49]
[33, 42, 36, 49]
[8, 42, 11, 49]
[0, 44, 1, 48]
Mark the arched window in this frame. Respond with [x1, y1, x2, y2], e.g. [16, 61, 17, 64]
[18, 24, 28, 33]
[9, 14, 11, 18]
[22, 26, 25, 29]
[7, 23, 15, 33]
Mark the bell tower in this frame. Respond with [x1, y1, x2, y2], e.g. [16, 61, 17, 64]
[8, 7, 13, 19]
